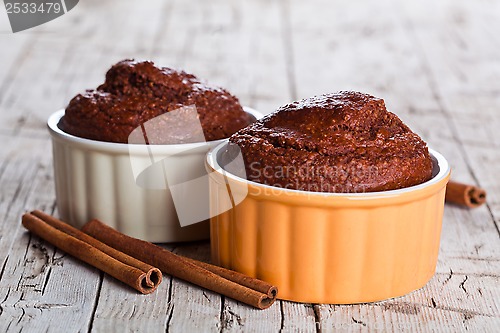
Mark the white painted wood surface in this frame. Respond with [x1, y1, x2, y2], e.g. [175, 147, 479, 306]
[0, 0, 499, 332]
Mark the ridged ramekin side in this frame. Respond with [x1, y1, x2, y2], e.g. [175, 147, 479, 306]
[48, 108, 263, 243]
[51, 138, 209, 242]
[209, 169, 449, 303]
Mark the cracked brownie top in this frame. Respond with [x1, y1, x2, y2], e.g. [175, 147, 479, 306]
[228, 91, 433, 193]
[59, 59, 252, 143]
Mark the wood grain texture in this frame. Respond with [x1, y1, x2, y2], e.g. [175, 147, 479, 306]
[0, 0, 499, 332]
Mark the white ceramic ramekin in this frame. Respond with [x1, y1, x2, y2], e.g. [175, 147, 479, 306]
[47, 107, 262, 243]
[207, 142, 451, 303]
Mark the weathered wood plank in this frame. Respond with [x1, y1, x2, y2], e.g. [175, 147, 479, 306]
[152, 0, 290, 115]
[280, 302, 317, 332]
[0, 135, 101, 333]
[0, 0, 499, 332]
[89, 242, 221, 333]
[0, 239, 102, 333]
[88, 272, 171, 333]
[166, 243, 221, 333]
[288, 0, 500, 331]
[220, 298, 281, 332]
[398, 0, 500, 223]
[316, 272, 500, 332]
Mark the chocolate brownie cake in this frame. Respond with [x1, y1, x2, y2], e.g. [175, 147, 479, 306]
[59, 59, 251, 143]
[228, 91, 433, 193]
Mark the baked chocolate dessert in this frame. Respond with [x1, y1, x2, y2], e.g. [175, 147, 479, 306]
[59, 59, 251, 143]
[229, 91, 433, 193]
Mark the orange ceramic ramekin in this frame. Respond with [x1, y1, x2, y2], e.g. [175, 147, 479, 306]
[206, 142, 450, 304]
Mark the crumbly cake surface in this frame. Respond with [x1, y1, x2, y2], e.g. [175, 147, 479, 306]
[60, 59, 251, 143]
[229, 91, 433, 193]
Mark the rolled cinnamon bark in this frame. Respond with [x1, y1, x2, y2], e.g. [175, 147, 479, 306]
[445, 181, 487, 208]
[181, 257, 277, 299]
[22, 211, 161, 294]
[82, 219, 278, 309]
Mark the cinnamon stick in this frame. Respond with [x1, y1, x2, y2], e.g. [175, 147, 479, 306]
[22, 211, 162, 294]
[445, 181, 486, 208]
[181, 256, 277, 299]
[81, 219, 278, 309]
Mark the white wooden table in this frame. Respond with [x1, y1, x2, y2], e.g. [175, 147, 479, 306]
[0, 0, 499, 332]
